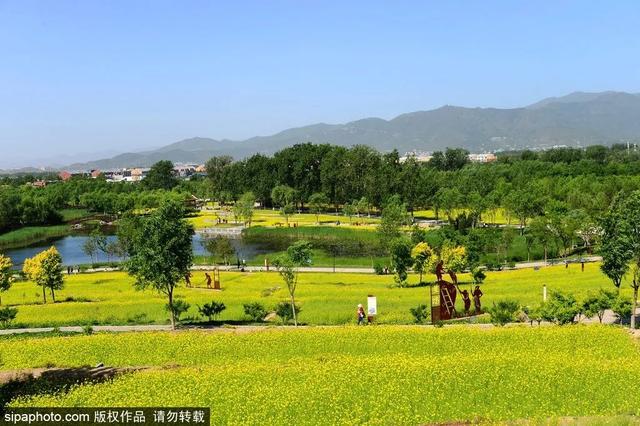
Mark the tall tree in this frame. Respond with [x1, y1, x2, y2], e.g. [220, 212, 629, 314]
[125, 202, 194, 328]
[377, 195, 409, 251]
[144, 160, 178, 190]
[273, 241, 312, 326]
[0, 254, 14, 306]
[205, 156, 233, 200]
[308, 192, 329, 224]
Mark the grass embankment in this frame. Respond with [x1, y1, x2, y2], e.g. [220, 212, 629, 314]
[0, 262, 629, 327]
[4, 326, 640, 424]
[0, 209, 92, 250]
[0, 225, 70, 251]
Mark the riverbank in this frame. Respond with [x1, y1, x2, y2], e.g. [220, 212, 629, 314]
[0, 225, 70, 251]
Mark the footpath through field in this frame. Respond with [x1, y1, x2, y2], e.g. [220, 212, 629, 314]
[3, 304, 635, 337]
[86, 255, 603, 274]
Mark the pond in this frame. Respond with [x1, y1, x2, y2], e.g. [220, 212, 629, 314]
[3, 233, 268, 269]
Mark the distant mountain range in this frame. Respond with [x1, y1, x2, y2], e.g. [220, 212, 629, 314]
[42, 91, 640, 171]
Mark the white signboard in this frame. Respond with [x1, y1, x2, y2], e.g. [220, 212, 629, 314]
[367, 296, 377, 316]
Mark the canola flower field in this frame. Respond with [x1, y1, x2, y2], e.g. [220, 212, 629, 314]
[0, 262, 627, 328]
[187, 208, 380, 230]
[1, 262, 633, 328]
[4, 326, 640, 424]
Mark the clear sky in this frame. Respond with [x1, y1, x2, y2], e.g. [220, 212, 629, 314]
[1, 0, 639, 167]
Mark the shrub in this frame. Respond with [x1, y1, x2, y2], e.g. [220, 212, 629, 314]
[581, 289, 616, 323]
[373, 262, 385, 275]
[82, 325, 94, 335]
[523, 304, 544, 326]
[0, 306, 17, 328]
[541, 292, 579, 325]
[484, 260, 502, 271]
[409, 304, 430, 324]
[471, 267, 486, 284]
[488, 300, 520, 326]
[165, 299, 190, 323]
[612, 297, 633, 324]
[198, 301, 226, 321]
[243, 302, 268, 322]
[274, 301, 301, 324]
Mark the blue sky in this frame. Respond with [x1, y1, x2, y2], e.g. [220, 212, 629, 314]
[1, 0, 639, 167]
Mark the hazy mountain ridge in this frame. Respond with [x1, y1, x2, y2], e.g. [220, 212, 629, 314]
[64, 91, 640, 171]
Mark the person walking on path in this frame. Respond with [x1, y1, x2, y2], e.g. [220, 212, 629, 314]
[205, 272, 212, 289]
[356, 304, 366, 325]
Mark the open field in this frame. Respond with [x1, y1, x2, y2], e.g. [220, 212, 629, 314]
[3, 326, 640, 424]
[413, 207, 512, 224]
[0, 262, 631, 328]
[188, 208, 380, 229]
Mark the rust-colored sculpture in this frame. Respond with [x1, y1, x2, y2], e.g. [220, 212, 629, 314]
[435, 260, 444, 281]
[458, 286, 471, 314]
[472, 285, 483, 314]
[431, 261, 481, 321]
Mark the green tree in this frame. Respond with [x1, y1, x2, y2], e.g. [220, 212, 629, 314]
[203, 236, 235, 265]
[144, 160, 178, 190]
[271, 185, 297, 225]
[435, 187, 461, 222]
[600, 197, 631, 290]
[205, 156, 233, 200]
[0, 254, 14, 306]
[581, 289, 616, 323]
[541, 291, 579, 325]
[390, 237, 414, 286]
[356, 197, 371, 218]
[342, 202, 357, 223]
[237, 191, 256, 226]
[272, 240, 312, 326]
[529, 216, 554, 265]
[377, 195, 408, 251]
[125, 202, 194, 328]
[82, 238, 98, 264]
[198, 300, 226, 321]
[308, 192, 329, 224]
[488, 300, 520, 326]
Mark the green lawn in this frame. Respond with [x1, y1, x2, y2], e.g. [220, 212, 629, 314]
[1, 262, 630, 327]
[59, 208, 92, 222]
[0, 225, 69, 250]
[3, 326, 640, 424]
[0, 208, 92, 250]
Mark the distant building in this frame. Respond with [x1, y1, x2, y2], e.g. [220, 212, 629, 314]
[28, 179, 48, 188]
[173, 165, 197, 178]
[400, 152, 433, 163]
[130, 168, 149, 182]
[58, 171, 73, 181]
[468, 153, 497, 163]
[91, 169, 102, 178]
